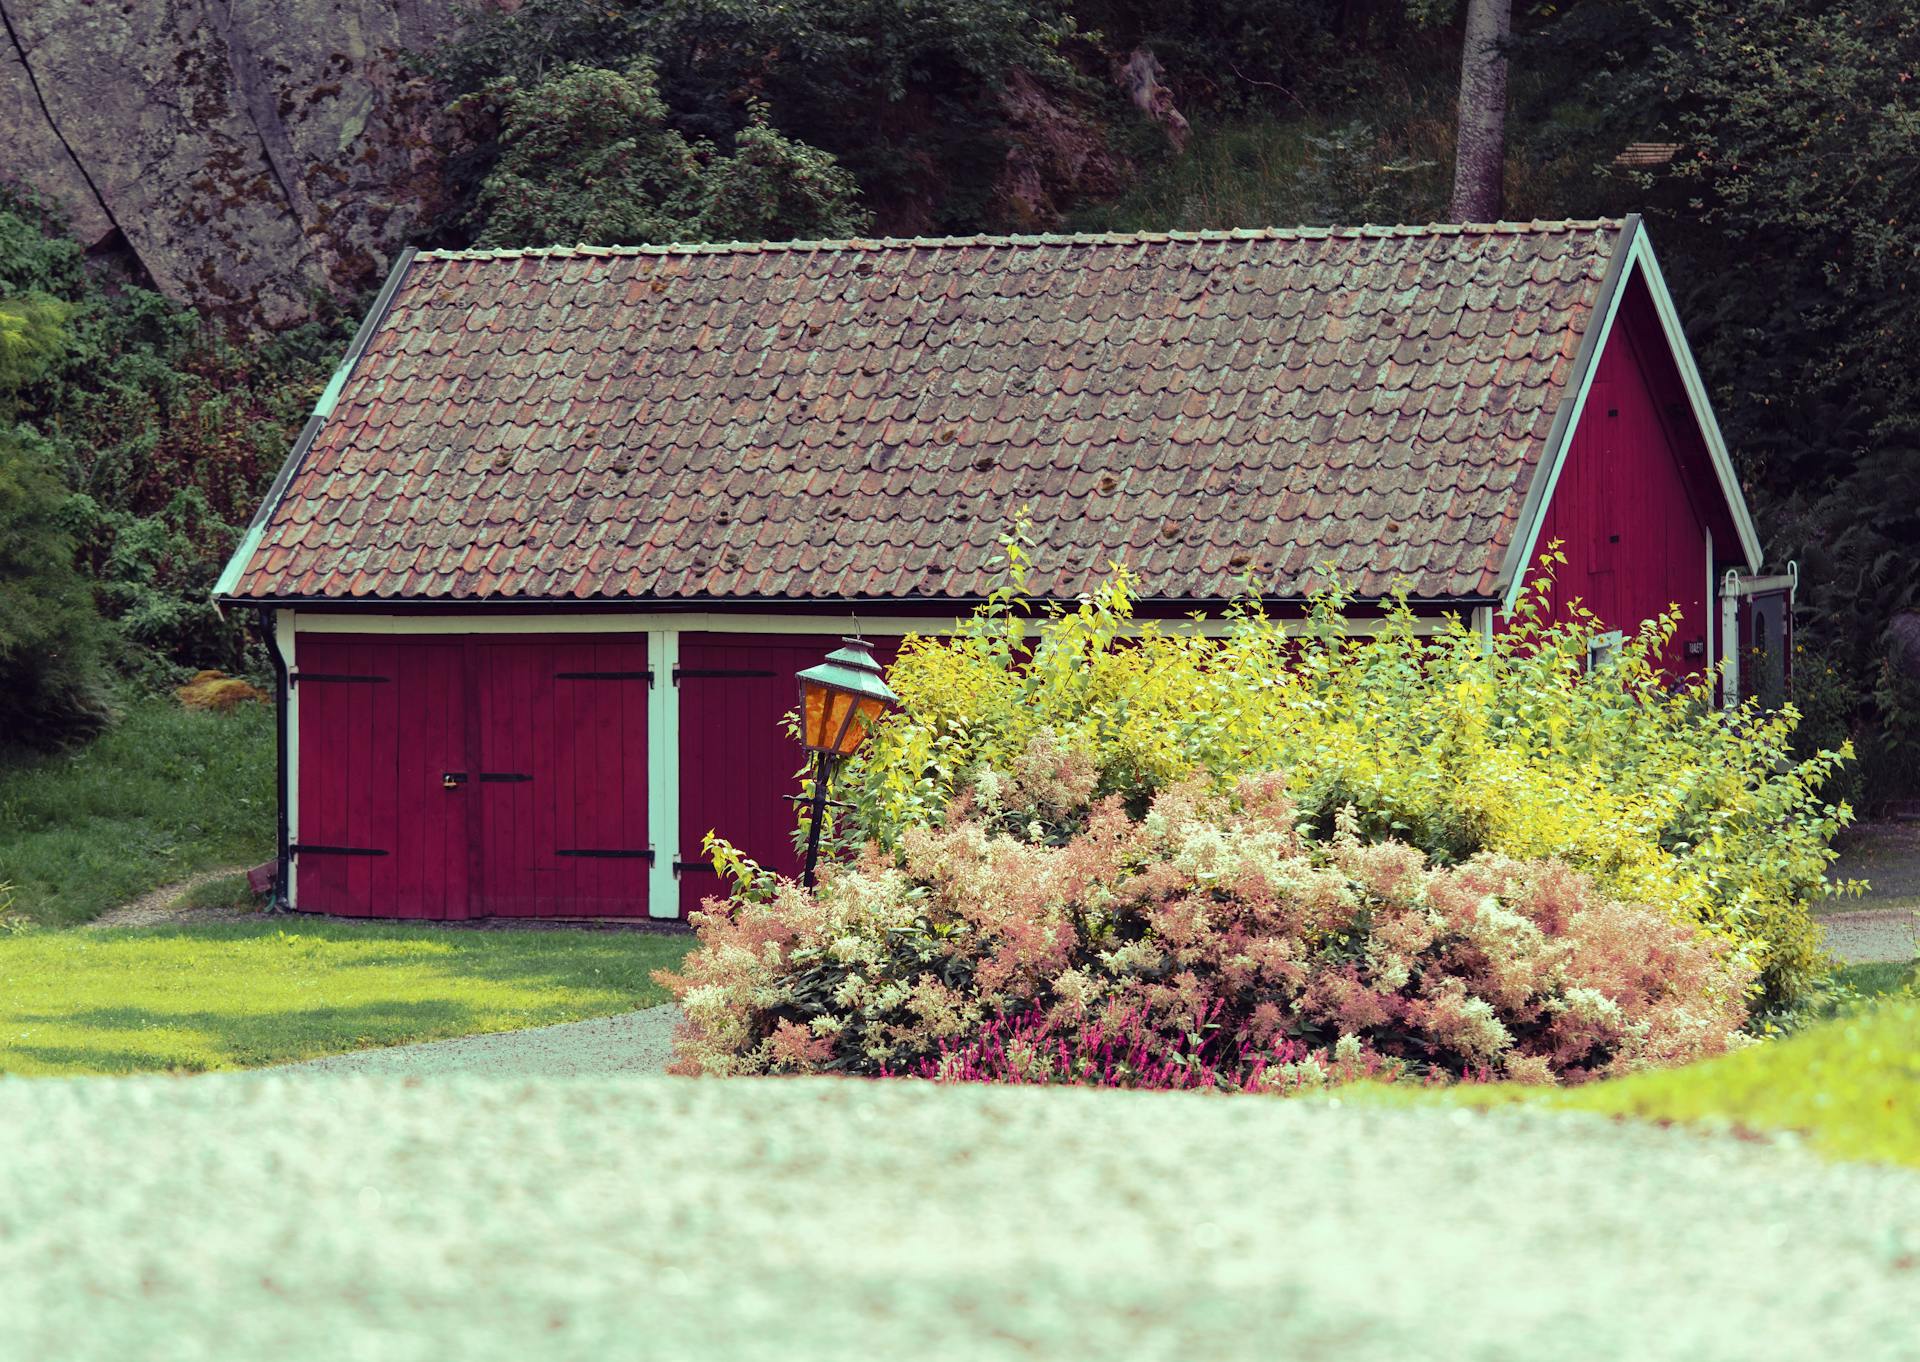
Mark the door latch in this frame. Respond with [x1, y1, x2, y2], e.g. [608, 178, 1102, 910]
[442, 772, 469, 789]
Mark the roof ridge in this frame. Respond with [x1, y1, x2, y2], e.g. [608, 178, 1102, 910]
[417, 219, 1625, 262]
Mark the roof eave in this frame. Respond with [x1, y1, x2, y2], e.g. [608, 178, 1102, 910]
[210, 248, 420, 606]
[212, 590, 1505, 612]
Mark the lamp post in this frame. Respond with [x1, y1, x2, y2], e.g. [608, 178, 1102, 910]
[795, 636, 898, 888]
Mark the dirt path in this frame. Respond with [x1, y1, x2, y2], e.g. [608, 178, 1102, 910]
[87, 868, 252, 929]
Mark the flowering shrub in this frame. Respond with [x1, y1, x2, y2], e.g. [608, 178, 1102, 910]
[827, 549, 1851, 1011]
[907, 999, 1405, 1093]
[662, 775, 1755, 1087]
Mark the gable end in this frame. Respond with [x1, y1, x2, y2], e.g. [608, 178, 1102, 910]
[1495, 220, 1763, 611]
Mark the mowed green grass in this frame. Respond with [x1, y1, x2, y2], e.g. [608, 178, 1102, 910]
[1380, 962, 1920, 1169]
[0, 922, 692, 1076]
[0, 701, 274, 926]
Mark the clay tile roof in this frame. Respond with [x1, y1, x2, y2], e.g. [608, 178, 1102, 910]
[223, 220, 1626, 605]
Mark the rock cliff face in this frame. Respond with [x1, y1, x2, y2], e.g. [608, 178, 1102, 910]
[0, 0, 466, 329]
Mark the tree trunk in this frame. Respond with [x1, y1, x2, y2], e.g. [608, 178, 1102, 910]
[1447, 0, 1512, 222]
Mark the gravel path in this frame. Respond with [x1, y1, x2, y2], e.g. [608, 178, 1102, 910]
[1820, 907, 1920, 965]
[276, 1004, 683, 1077]
[3, 1075, 1917, 1362]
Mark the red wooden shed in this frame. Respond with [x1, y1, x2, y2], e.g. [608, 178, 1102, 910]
[214, 216, 1775, 921]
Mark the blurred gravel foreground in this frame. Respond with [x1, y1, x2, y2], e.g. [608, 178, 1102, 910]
[4, 1075, 1917, 1362]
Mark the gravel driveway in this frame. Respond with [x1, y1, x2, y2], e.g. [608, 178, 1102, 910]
[276, 1004, 683, 1077]
[1821, 908, 1920, 965]
[3, 1075, 1918, 1362]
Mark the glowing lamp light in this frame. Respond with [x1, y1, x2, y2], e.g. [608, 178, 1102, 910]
[794, 637, 898, 886]
[796, 637, 899, 757]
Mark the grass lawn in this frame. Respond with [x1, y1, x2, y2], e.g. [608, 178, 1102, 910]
[1385, 962, 1920, 1170]
[0, 921, 692, 1076]
[0, 700, 274, 926]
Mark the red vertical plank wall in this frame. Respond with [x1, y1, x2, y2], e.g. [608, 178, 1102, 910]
[1521, 308, 1710, 678]
[675, 633, 900, 917]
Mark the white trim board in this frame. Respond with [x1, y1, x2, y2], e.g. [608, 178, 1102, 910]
[273, 609, 300, 910]
[646, 631, 681, 919]
[288, 611, 963, 638]
[1704, 525, 1715, 698]
[1498, 224, 1765, 613]
[282, 609, 1457, 640]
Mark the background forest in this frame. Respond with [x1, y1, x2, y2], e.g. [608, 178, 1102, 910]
[0, 0, 1914, 806]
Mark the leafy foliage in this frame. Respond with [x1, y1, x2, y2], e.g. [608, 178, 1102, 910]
[1515, 0, 1920, 805]
[822, 555, 1847, 1010]
[427, 0, 1084, 234]
[0, 268, 107, 744]
[664, 770, 1755, 1085]
[0, 424, 109, 745]
[0, 290, 67, 391]
[0, 195, 341, 683]
[465, 61, 866, 247]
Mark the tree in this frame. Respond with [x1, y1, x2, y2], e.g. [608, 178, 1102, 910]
[467, 62, 867, 248]
[0, 289, 108, 746]
[1544, 0, 1920, 802]
[427, 0, 1083, 236]
[1447, 0, 1512, 221]
[0, 292, 67, 391]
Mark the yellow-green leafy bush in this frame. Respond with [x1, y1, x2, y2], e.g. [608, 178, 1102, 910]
[827, 560, 1851, 1012]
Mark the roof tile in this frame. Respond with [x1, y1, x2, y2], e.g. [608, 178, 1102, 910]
[229, 221, 1623, 604]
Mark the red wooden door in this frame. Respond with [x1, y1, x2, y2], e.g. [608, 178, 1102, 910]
[676, 633, 898, 916]
[295, 636, 470, 918]
[295, 632, 649, 919]
[472, 636, 651, 917]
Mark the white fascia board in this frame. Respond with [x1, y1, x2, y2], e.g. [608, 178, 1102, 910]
[1497, 224, 1766, 612]
[282, 609, 1455, 639]
[1497, 221, 1640, 614]
[1630, 232, 1765, 572]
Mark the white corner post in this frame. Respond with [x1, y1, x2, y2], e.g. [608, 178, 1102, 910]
[1720, 569, 1742, 709]
[646, 630, 681, 919]
[1470, 605, 1495, 651]
[275, 609, 300, 909]
[1704, 526, 1715, 694]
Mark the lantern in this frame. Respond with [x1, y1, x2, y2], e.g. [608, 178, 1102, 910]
[795, 637, 898, 886]
[796, 637, 898, 757]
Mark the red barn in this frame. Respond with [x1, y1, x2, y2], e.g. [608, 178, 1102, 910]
[214, 216, 1779, 921]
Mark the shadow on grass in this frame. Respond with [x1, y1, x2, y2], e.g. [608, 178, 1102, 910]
[101, 919, 693, 988]
[5, 999, 493, 1073]
[1, 921, 695, 1075]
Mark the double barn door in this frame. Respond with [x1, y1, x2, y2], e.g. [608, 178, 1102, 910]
[294, 633, 651, 918]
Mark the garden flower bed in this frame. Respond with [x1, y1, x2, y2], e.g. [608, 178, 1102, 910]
[662, 559, 1854, 1087]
